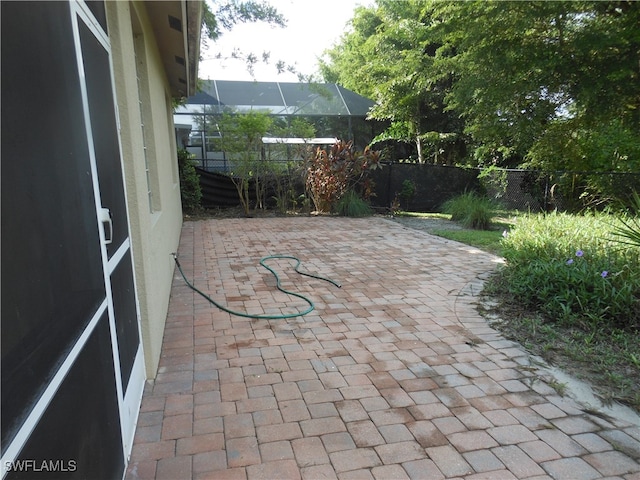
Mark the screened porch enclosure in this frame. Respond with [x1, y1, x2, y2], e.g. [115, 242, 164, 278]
[174, 80, 379, 172]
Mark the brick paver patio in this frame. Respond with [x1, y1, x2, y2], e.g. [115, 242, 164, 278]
[125, 217, 640, 479]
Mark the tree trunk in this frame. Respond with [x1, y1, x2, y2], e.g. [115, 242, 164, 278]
[231, 177, 250, 216]
[416, 136, 424, 164]
[414, 113, 424, 163]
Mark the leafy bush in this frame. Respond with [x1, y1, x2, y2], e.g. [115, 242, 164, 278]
[305, 140, 381, 213]
[216, 112, 273, 215]
[395, 179, 416, 211]
[335, 190, 373, 217]
[478, 165, 508, 200]
[270, 166, 302, 214]
[177, 149, 202, 212]
[525, 119, 640, 211]
[442, 191, 497, 230]
[498, 212, 640, 330]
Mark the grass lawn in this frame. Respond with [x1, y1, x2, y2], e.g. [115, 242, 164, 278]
[397, 210, 516, 256]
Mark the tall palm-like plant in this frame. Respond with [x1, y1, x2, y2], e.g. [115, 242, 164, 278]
[611, 191, 640, 248]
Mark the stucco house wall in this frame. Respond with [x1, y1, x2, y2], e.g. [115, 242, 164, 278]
[107, 1, 189, 378]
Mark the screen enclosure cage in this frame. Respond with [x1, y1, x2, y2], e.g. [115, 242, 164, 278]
[174, 80, 380, 172]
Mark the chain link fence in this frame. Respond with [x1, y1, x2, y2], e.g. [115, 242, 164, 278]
[370, 163, 640, 212]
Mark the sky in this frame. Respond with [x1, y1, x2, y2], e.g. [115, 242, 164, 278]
[198, 0, 373, 83]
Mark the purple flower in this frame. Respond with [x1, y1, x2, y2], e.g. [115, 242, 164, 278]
[502, 230, 508, 238]
[566, 259, 574, 265]
[576, 250, 584, 257]
[601, 271, 608, 278]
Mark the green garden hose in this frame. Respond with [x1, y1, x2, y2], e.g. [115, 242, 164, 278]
[172, 253, 341, 319]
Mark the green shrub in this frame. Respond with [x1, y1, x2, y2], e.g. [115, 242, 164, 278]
[442, 191, 497, 230]
[611, 191, 640, 249]
[498, 212, 640, 330]
[335, 190, 373, 217]
[177, 149, 202, 212]
[397, 179, 416, 210]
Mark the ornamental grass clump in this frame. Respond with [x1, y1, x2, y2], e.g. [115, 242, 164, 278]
[335, 190, 373, 217]
[498, 212, 640, 331]
[442, 191, 498, 230]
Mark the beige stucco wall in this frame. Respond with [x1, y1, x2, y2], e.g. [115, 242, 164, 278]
[106, 1, 184, 378]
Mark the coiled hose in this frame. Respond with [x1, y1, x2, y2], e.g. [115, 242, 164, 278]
[172, 253, 341, 319]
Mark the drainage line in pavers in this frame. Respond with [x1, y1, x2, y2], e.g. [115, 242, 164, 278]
[171, 253, 341, 319]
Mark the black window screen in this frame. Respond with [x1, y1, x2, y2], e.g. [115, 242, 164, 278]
[7, 315, 124, 480]
[1, 1, 106, 450]
[79, 21, 129, 258]
[111, 251, 140, 390]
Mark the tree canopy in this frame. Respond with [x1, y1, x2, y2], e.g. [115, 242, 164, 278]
[202, 0, 286, 42]
[320, 0, 639, 171]
[202, 0, 299, 78]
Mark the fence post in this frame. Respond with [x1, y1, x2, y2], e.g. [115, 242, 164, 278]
[387, 162, 393, 208]
[544, 174, 549, 211]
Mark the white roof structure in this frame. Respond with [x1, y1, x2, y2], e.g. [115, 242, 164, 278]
[261, 137, 338, 145]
